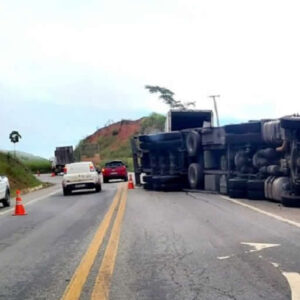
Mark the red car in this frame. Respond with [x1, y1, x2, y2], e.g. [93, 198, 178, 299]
[102, 161, 128, 183]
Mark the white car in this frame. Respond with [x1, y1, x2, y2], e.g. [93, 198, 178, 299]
[62, 162, 102, 196]
[0, 175, 11, 207]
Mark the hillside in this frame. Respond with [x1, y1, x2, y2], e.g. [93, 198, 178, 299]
[74, 113, 166, 170]
[6, 151, 52, 173]
[0, 152, 42, 195]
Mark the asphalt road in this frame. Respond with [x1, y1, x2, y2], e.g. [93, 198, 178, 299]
[0, 175, 299, 300]
[110, 189, 300, 300]
[0, 174, 119, 300]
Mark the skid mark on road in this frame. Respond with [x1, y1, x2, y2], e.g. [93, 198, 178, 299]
[220, 195, 300, 229]
[91, 185, 128, 300]
[61, 184, 123, 300]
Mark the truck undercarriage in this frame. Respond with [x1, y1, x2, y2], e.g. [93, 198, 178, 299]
[132, 111, 300, 207]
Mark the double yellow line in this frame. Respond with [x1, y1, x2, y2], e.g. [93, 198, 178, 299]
[61, 183, 128, 300]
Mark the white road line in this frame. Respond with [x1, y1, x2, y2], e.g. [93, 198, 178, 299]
[220, 195, 300, 229]
[217, 256, 231, 260]
[282, 272, 300, 300]
[0, 189, 61, 216]
[241, 242, 280, 252]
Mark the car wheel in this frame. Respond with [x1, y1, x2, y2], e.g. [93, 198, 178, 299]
[103, 178, 109, 183]
[63, 187, 70, 196]
[124, 176, 128, 182]
[2, 189, 10, 207]
[95, 183, 102, 192]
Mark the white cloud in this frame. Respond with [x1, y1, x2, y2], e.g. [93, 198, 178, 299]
[1, 0, 300, 123]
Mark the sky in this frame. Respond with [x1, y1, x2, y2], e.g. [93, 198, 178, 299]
[0, 0, 300, 158]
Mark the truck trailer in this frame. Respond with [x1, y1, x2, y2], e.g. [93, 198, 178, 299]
[131, 110, 300, 207]
[52, 146, 74, 175]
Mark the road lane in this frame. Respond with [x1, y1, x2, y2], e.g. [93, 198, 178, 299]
[0, 181, 118, 300]
[110, 188, 300, 300]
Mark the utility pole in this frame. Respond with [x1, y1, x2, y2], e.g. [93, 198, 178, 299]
[209, 95, 220, 127]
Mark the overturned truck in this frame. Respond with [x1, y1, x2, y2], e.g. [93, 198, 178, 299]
[131, 110, 300, 207]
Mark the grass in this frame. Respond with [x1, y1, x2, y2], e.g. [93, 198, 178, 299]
[0, 152, 42, 195]
[23, 160, 52, 174]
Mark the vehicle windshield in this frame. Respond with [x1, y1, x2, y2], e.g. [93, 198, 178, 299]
[67, 163, 93, 174]
[105, 162, 124, 168]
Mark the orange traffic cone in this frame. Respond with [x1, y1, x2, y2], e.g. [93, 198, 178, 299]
[128, 174, 134, 189]
[13, 190, 27, 216]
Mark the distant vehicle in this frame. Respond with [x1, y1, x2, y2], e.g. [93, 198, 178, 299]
[0, 176, 10, 207]
[102, 161, 128, 183]
[52, 146, 74, 175]
[62, 162, 101, 195]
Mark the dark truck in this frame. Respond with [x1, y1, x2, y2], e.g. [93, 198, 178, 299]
[52, 146, 74, 174]
[131, 110, 300, 207]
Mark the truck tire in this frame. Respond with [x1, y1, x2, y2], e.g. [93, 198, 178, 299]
[281, 194, 300, 207]
[159, 183, 183, 192]
[186, 131, 201, 157]
[152, 175, 182, 187]
[280, 117, 300, 129]
[2, 189, 10, 207]
[247, 189, 265, 200]
[143, 175, 153, 184]
[144, 183, 153, 190]
[188, 163, 204, 189]
[139, 132, 182, 142]
[228, 189, 246, 198]
[228, 178, 247, 190]
[247, 179, 265, 191]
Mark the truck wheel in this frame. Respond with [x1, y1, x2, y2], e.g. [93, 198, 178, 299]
[228, 189, 246, 198]
[144, 183, 153, 190]
[160, 183, 183, 192]
[188, 163, 204, 189]
[95, 184, 102, 192]
[280, 117, 300, 129]
[247, 190, 265, 200]
[2, 189, 10, 207]
[247, 179, 265, 192]
[139, 132, 181, 142]
[186, 131, 201, 157]
[228, 178, 247, 190]
[143, 175, 152, 183]
[281, 194, 300, 207]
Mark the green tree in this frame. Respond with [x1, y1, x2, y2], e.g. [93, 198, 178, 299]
[145, 85, 195, 109]
[9, 130, 22, 157]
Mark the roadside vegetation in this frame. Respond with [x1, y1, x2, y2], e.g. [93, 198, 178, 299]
[0, 152, 42, 195]
[9, 151, 52, 174]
